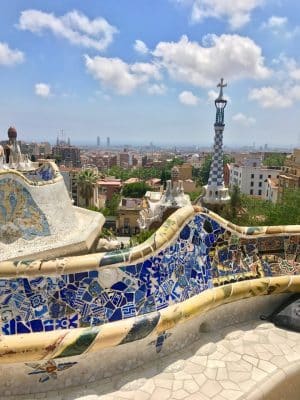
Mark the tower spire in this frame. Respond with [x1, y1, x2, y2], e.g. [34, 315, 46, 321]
[202, 78, 230, 207]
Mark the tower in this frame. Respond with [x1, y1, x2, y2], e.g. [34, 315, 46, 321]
[106, 137, 110, 148]
[97, 136, 100, 147]
[203, 78, 230, 206]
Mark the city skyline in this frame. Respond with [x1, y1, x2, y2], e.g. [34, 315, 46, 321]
[1, 1, 300, 146]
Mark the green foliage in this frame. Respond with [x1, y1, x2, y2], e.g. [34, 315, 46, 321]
[122, 182, 151, 198]
[263, 153, 286, 167]
[87, 205, 101, 212]
[130, 229, 155, 246]
[106, 157, 183, 185]
[99, 227, 116, 239]
[223, 154, 235, 164]
[266, 189, 300, 225]
[160, 168, 171, 186]
[102, 193, 121, 216]
[189, 188, 203, 202]
[198, 155, 212, 186]
[76, 169, 98, 207]
[220, 188, 300, 226]
[229, 185, 241, 219]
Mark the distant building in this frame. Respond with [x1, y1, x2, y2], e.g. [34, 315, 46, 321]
[124, 177, 141, 185]
[97, 136, 100, 147]
[60, 166, 82, 206]
[146, 178, 162, 190]
[52, 144, 81, 167]
[177, 163, 193, 180]
[97, 178, 122, 208]
[106, 137, 110, 148]
[18, 141, 51, 158]
[118, 150, 132, 168]
[117, 197, 142, 235]
[264, 178, 279, 203]
[278, 148, 300, 201]
[229, 163, 280, 197]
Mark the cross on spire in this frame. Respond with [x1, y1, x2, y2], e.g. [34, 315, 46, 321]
[217, 78, 227, 99]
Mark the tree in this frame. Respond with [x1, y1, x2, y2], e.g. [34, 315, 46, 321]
[106, 193, 121, 216]
[198, 155, 212, 186]
[160, 168, 171, 187]
[122, 182, 151, 198]
[263, 153, 286, 168]
[76, 169, 98, 208]
[230, 185, 241, 219]
[130, 229, 155, 246]
[189, 189, 203, 202]
[266, 189, 300, 225]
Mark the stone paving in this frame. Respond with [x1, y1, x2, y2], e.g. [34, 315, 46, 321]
[6, 320, 300, 400]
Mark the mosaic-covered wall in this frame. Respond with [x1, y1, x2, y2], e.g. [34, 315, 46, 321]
[0, 178, 50, 244]
[24, 163, 56, 182]
[1, 211, 300, 335]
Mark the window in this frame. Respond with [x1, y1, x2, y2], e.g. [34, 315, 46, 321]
[259, 182, 262, 187]
[250, 189, 253, 195]
[251, 173, 254, 179]
[250, 181, 254, 187]
[258, 190, 262, 195]
[259, 174, 263, 179]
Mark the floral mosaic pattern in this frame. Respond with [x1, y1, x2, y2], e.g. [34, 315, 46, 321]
[26, 360, 77, 383]
[0, 178, 50, 243]
[0, 213, 300, 335]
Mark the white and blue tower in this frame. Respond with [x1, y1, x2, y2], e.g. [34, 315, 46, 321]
[203, 78, 230, 206]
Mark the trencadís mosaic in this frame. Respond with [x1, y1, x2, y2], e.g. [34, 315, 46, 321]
[0, 178, 50, 244]
[1, 212, 300, 335]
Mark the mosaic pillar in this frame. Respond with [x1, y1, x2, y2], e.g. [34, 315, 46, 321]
[203, 78, 230, 206]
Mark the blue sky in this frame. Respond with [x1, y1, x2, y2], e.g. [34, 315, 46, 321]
[0, 0, 300, 147]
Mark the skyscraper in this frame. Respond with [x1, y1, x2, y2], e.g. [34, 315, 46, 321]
[203, 78, 230, 206]
[106, 137, 110, 148]
[97, 136, 100, 147]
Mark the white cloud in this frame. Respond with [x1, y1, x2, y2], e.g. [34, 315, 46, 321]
[35, 83, 51, 97]
[207, 89, 218, 103]
[0, 42, 24, 66]
[263, 15, 287, 29]
[262, 16, 299, 38]
[84, 55, 161, 95]
[134, 39, 149, 55]
[18, 9, 118, 51]
[148, 83, 166, 95]
[280, 56, 300, 80]
[153, 35, 270, 88]
[232, 112, 256, 126]
[248, 86, 300, 108]
[177, 0, 263, 29]
[249, 54, 300, 108]
[179, 90, 199, 106]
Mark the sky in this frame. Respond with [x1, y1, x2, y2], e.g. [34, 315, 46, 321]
[1, 0, 300, 147]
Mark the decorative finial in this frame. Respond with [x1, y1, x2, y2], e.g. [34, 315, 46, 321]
[217, 78, 227, 100]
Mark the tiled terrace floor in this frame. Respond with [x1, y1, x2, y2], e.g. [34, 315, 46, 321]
[7, 320, 300, 400]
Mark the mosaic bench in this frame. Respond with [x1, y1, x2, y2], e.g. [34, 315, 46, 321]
[0, 205, 300, 395]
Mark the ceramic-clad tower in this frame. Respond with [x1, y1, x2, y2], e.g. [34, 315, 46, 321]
[203, 78, 230, 206]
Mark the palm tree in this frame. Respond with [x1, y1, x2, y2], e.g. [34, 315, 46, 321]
[76, 169, 98, 208]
